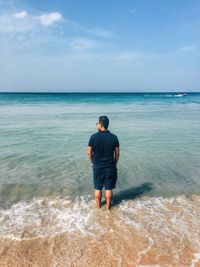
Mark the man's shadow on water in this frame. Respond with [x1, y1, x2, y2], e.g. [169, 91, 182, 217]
[101, 182, 154, 208]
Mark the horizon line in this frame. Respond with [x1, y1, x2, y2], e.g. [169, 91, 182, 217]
[0, 91, 199, 94]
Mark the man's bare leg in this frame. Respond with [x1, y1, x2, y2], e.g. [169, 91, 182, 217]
[105, 190, 113, 209]
[95, 190, 102, 208]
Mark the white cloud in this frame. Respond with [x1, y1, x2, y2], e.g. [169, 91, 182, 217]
[38, 12, 62, 26]
[0, 12, 35, 33]
[88, 27, 113, 38]
[0, 10, 63, 33]
[114, 51, 141, 61]
[107, 50, 155, 64]
[14, 11, 27, 19]
[179, 45, 197, 52]
[69, 38, 101, 52]
[63, 49, 156, 66]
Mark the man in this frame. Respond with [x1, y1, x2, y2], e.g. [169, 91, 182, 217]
[88, 116, 120, 209]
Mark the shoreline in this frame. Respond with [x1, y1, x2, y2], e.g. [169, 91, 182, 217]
[1, 194, 200, 266]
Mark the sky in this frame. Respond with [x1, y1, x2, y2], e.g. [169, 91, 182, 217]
[0, 0, 199, 92]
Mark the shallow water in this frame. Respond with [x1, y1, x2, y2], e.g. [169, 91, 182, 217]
[0, 92, 200, 266]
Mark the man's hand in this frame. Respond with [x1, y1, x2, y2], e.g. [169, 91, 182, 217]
[88, 146, 93, 163]
[114, 146, 120, 165]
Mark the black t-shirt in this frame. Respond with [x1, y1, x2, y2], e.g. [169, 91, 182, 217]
[88, 130, 119, 170]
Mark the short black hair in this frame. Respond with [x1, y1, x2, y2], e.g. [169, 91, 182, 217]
[99, 115, 109, 129]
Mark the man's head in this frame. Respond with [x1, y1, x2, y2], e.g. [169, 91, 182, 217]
[97, 115, 109, 130]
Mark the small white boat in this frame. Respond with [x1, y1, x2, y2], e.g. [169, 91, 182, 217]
[175, 93, 187, 97]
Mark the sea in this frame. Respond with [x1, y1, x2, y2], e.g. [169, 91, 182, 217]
[0, 92, 200, 267]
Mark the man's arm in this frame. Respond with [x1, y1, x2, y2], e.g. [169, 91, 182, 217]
[114, 146, 120, 165]
[88, 146, 93, 163]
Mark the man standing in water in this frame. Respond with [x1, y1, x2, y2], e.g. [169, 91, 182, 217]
[88, 116, 120, 209]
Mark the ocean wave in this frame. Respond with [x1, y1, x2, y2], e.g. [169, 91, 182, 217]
[1, 194, 200, 242]
[0, 195, 102, 240]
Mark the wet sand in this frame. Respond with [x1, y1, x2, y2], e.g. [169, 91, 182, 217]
[1, 195, 200, 266]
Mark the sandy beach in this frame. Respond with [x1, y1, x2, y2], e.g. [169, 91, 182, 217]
[1, 194, 200, 267]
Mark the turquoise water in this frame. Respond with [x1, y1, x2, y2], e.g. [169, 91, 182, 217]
[1, 92, 200, 265]
[0, 92, 200, 208]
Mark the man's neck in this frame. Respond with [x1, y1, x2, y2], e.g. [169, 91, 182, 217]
[99, 128, 108, 132]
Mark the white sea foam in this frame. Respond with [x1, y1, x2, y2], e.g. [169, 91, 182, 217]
[1, 194, 200, 249]
[1, 194, 200, 265]
[118, 195, 200, 251]
[191, 252, 200, 267]
[0, 195, 106, 240]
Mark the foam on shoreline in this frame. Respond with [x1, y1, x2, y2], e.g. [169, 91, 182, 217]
[1, 194, 200, 266]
